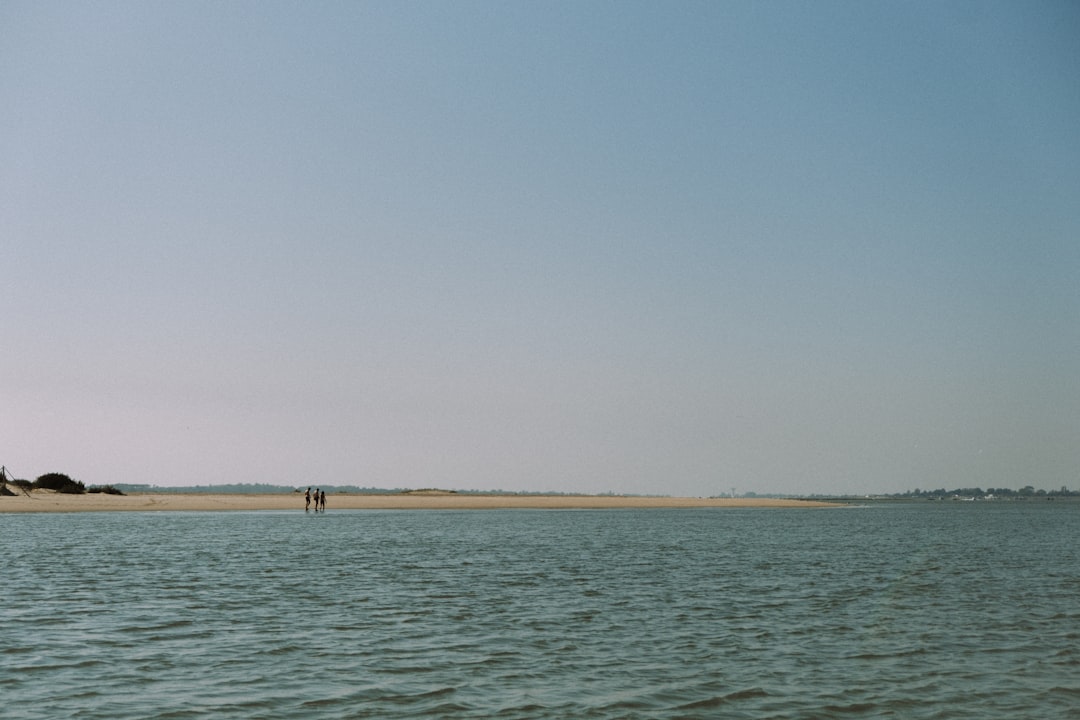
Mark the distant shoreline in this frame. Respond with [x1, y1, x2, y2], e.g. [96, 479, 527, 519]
[0, 490, 841, 513]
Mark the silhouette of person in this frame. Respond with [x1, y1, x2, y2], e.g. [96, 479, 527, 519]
[314, 489, 321, 512]
[320, 490, 326, 512]
[305, 487, 311, 512]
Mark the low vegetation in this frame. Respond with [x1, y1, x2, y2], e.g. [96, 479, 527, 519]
[88, 484, 125, 495]
[33, 472, 86, 494]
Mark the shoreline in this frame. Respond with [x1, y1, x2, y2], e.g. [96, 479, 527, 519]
[0, 490, 840, 513]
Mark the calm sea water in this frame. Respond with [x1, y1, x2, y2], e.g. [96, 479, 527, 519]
[2, 503, 1078, 719]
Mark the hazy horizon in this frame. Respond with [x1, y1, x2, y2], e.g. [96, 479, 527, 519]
[11, 477, 1074, 498]
[4, 2, 1078, 497]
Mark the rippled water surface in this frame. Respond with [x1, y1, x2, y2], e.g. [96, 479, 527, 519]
[3, 503, 1078, 719]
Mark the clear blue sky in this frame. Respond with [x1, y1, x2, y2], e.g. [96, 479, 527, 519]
[3, 1, 1078, 496]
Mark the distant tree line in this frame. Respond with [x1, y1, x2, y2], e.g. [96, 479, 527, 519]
[114, 483, 299, 494]
[897, 485, 1077, 499]
[109, 484, 612, 496]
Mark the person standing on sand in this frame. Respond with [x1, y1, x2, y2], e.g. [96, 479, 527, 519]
[319, 490, 326, 512]
[305, 487, 311, 511]
[314, 489, 320, 512]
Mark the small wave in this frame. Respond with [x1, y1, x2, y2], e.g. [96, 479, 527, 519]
[12, 658, 106, 673]
[1045, 686, 1080, 697]
[676, 687, 767, 709]
[413, 686, 458, 699]
[148, 710, 203, 719]
[846, 646, 927, 660]
[822, 701, 879, 713]
[0, 645, 34, 655]
[494, 702, 548, 716]
[414, 701, 473, 715]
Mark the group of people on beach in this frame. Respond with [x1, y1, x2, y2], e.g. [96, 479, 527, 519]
[305, 487, 326, 512]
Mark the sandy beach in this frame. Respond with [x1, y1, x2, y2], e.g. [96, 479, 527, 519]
[0, 489, 838, 513]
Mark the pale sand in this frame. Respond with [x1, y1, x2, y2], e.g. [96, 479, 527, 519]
[0, 489, 838, 513]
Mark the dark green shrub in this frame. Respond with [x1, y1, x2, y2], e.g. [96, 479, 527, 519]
[88, 485, 125, 495]
[34, 473, 86, 494]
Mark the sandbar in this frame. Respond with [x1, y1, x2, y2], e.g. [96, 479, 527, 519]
[0, 490, 838, 513]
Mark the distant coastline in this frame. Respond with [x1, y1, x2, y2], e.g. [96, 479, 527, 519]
[0, 489, 840, 513]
